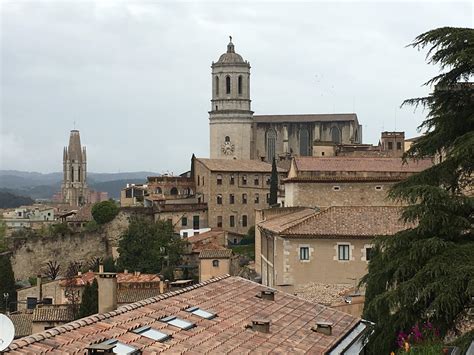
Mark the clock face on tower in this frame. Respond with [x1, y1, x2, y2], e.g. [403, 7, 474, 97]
[221, 139, 235, 155]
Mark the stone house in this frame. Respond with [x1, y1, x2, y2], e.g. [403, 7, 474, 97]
[255, 205, 411, 293]
[192, 156, 286, 234]
[152, 202, 209, 237]
[198, 249, 233, 282]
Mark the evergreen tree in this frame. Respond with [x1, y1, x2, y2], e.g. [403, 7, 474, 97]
[117, 216, 187, 275]
[0, 252, 16, 312]
[269, 158, 278, 206]
[362, 27, 474, 353]
[78, 278, 98, 318]
[91, 200, 119, 225]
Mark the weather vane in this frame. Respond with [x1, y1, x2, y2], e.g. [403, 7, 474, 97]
[229, 35, 232, 42]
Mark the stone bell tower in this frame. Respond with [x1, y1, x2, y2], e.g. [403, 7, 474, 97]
[61, 130, 88, 206]
[209, 37, 254, 159]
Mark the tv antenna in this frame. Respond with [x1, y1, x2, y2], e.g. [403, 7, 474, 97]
[0, 313, 15, 351]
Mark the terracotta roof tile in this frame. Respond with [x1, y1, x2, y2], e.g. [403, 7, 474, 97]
[59, 271, 161, 287]
[5, 276, 366, 354]
[32, 307, 74, 322]
[198, 249, 233, 259]
[117, 289, 162, 304]
[8, 314, 32, 338]
[196, 158, 286, 173]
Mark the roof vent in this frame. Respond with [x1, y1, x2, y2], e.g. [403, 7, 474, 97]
[258, 289, 275, 301]
[312, 321, 333, 336]
[86, 343, 115, 354]
[250, 319, 271, 333]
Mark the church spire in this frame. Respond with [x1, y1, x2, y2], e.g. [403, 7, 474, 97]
[227, 35, 235, 53]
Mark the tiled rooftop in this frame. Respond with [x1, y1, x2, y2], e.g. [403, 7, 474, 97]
[59, 271, 161, 287]
[32, 307, 74, 322]
[5, 276, 364, 354]
[259, 206, 411, 237]
[8, 313, 33, 338]
[198, 249, 233, 259]
[293, 156, 433, 173]
[196, 157, 286, 173]
[117, 288, 162, 304]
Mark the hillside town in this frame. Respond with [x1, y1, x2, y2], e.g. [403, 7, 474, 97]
[0, 5, 473, 354]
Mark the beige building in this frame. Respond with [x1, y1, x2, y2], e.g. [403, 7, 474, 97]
[153, 202, 209, 236]
[284, 156, 433, 208]
[198, 249, 232, 282]
[192, 156, 286, 234]
[256, 206, 410, 293]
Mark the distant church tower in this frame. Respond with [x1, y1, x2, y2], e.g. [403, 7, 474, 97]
[209, 37, 253, 159]
[61, 130, 88, 206]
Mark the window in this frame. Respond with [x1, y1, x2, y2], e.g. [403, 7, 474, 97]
[366, 247, 373, 261]
[197, 175, 200, 186]
[230, 174, 235, 185]
[266, 193, 270, 203]
[181, 217, 188, 226]
[43, 298, 53, 305]
[225, 136, 230, 142]
[265, 175, 271, 185]
[155, 187, 162, 194]
[333, 186, 340, 191]
[397, 142, 402, 150]
[170, 187, 178, 195]
[375, 186, 383, 191]
[266, 129, 277, 162]
[299, 128, 310, 156]
[254, 193, 260, 204]
[183, 232, 188, 238]
[212, 260, 219, 267]
[215, 76, 219, 96]
[238, 75, 243, 95]
[242, 215, 247, 227]
[217, 216, 222, 228]
[242, 193, 247, 204]
[388, 141, 393, 150]
[193, 216, 200, 230]
[226, 76, 231, 94]
[100, 339, 137, 354]
[242, 175, 247, 185]
[134, 326, 170, 342]
[230, 215, 235, 227]
[161, 316, 195, 330]
[27, 297, 37, 310]
[331, 127, 341, 144]
[300, 247, 309, 260]
[217, 194, 222, 204]
[229, 194, 235, 204]
[338, 245, 350, 261]
[254, 175, 259, 186]
[186, 307, 216, 319]
[217, 174, 222, 185]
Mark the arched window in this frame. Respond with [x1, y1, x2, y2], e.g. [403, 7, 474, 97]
[78, 167, 81, 182]
[155, 187, 162, 194]
[331, 127, 341, 144]
[225, 136, 230, 143]
[215, 76, 219, 96]
[354, 128, 359, 143]
[242, 193, 247, 204]
[170, 187, 178, 195]
[266, 129, 277, 162]
[226, 76, 231, 94]
[238, 76, 243, 95]
[217, 174, 222, 185]
[299, 128, 310, 156]
[242, 215, 247, 227]
[71, 167, 74, 182]
[254, 193, 260, 204]
[212, 260, 219, 267]
[217, 194, 222, 205]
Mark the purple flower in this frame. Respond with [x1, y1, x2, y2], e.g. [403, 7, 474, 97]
[411, 324, 423, 342]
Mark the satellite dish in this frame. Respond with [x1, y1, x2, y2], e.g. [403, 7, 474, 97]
[0, 313, 15, 351]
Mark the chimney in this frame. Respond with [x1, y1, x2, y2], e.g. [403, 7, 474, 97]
[312, 321, 333, 336]
[124, 269, 128, 274]
[99, 264, 104, 273]
[97, 273, 117, 313]
[250, 319, 271, 333]
[78, 271, 82, 276]
[37, 275, 43, 303]
[260, 289, 275, 301]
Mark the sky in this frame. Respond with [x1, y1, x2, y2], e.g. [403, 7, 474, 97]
[1, 1, 472, 174]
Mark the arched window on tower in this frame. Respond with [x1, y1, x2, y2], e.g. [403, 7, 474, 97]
[266, 129, 277, 162]
[170, 187, 178, 195]
[299, 128, 310, 156]
[331, 127, 341, 144]
[226, 76, 231, 94]
[71, 167, 74, 182]
[78, 167, 81, 182]
[225, 136, 230, 143]
[215, 76, 219, 96]
[238, 76, 243, 95]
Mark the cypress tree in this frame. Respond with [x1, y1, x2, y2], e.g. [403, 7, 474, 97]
[269, 158, 278, 206]
[362, 27, 474, 353]
[78, 278, 98, 318]
[0, 252, 16, 312]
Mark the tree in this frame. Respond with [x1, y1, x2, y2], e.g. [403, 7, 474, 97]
[117, 216, 187, 275]
[0, 252, 16, 312]
[44, 260, 61, 280]
[78, 278, 98, 318]
[269, 158, 278, 206]
[64, 261, 82, 319]
[362, 27, 474, 353]
[91, 200, 119, 225]
[0, 221, 6, 252]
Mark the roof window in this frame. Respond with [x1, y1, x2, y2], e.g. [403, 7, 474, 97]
[100, 339, 139, 354]
[186, 306, 216, 319]
[133, 326, 170, 342]
[160, 316, 195, 330]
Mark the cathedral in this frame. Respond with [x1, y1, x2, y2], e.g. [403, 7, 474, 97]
[209, 38, 363, 162]
[61, 130, 88, 206]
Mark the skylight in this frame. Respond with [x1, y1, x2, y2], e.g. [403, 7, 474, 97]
[185, 306, 216, 320]
[134, 326, 170, 342]
[160, 316, 195, 330]
[102, 339, 138, 354]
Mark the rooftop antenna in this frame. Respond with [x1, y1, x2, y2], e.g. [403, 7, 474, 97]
[0, 313, 15, 351]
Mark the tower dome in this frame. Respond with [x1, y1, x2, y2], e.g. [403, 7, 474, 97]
[216, 36, 245, 64]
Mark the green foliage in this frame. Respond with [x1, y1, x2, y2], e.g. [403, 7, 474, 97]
[91, 200, 119, 225]
[0, 253, 17, 312]
[269, 158, 278, 206]
[117, 216, 187, 275]
[103, 256, 117, 272]
[84, 220, 99, 233]
[0, 191, 34, 208]
[231, 244, 255, 261]
[28, 277, 37, 286]
[50, 222, 72, 236]
[0, 221, 6, 252]
[78, 278, 98, 318]
[362, 27, 474, 354]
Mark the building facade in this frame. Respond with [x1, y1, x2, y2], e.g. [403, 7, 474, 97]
[61, 130, 88, 206]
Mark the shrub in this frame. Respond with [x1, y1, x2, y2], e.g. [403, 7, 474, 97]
[91, 201, 119, 225]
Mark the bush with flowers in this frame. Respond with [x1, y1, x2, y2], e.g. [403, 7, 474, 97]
[392, 322, 454, 354]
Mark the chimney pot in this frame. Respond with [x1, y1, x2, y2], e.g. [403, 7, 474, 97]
[260, 289, 275, 301]
[99, 264, 104, 273]
[78, 271, 82, 276]
[251, 319, 271, 333]
[124, 269, 128, 274]
[312, 321, 333, 336]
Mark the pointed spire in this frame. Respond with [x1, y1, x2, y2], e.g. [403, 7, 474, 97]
[227, 35, 235, 53]
[68, 130, 82, 162]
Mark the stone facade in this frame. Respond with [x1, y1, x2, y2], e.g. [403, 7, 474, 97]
[61, 130, 88, 206]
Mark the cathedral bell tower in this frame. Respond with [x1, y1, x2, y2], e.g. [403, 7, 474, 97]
[61, 130, 88, 206]
[209, 37, 253, 159]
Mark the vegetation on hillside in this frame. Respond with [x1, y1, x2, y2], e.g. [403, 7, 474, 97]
[0, 191, 34, 208]
[92, 200, 119, 225]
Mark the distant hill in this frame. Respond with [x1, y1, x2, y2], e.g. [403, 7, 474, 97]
[0, 191, 35, 208]
[0, 170, 158, 200]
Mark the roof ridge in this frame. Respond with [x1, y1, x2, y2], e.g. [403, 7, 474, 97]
[7, 275, 231, 351]
[280, 209, 319, 233]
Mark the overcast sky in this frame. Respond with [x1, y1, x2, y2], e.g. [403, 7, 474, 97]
[1, 1, 472, 174]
